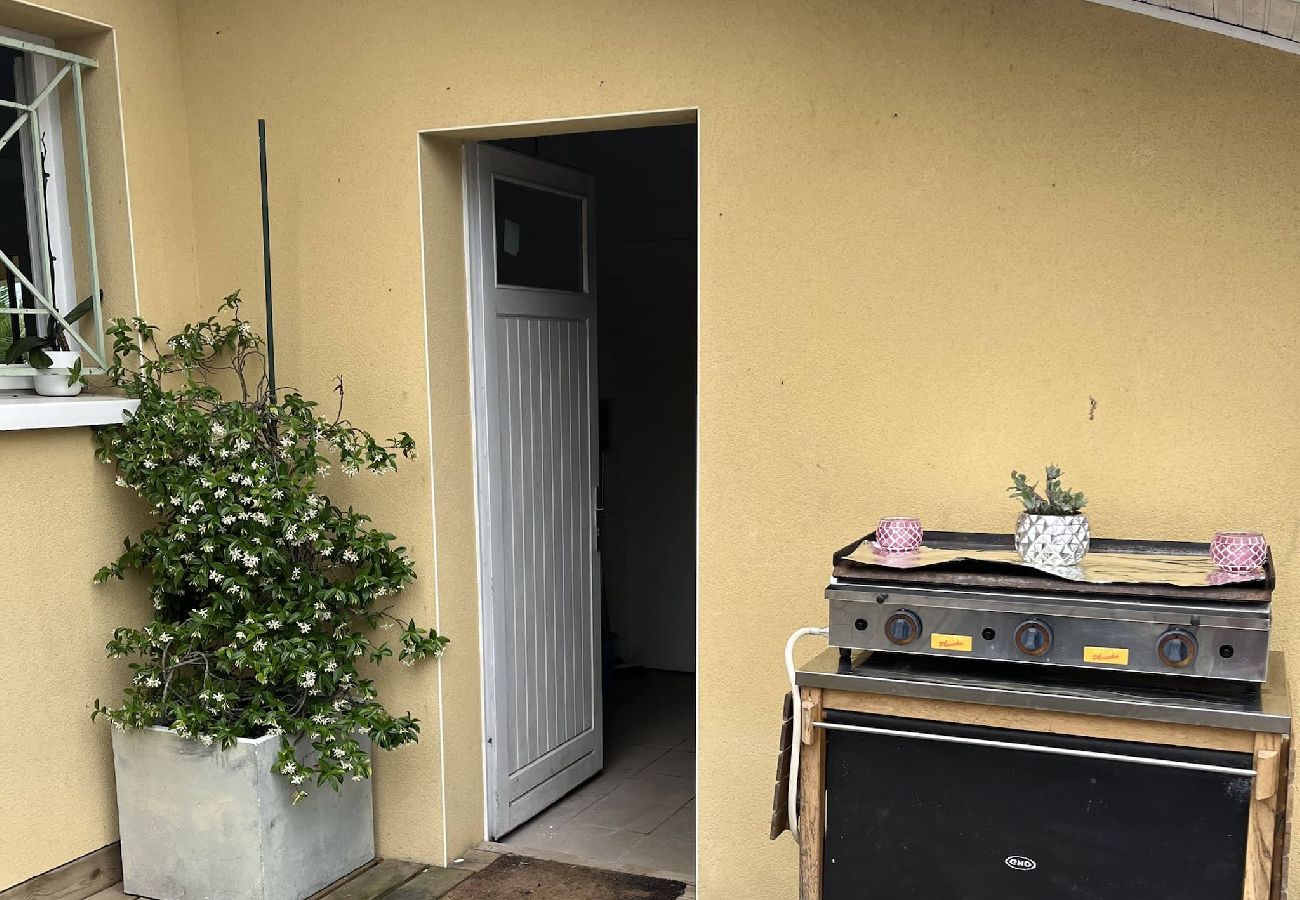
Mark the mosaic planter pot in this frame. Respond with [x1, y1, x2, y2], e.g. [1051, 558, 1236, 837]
[1210, 531, 1268, 573]
[877, 517, 924, 553]
[1014, 513, 1090, 567]
[112, 726, 374, 900]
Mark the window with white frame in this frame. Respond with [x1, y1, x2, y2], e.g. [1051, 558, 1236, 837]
[0, 26, 103, 387]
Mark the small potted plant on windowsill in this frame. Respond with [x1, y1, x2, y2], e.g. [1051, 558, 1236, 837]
[1, 291, 96, 396]
[92, 293, 448, 900]
[1008, 464, 1089, 567]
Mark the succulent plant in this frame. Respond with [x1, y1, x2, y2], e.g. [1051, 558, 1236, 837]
[1008, 464, 1087, 516]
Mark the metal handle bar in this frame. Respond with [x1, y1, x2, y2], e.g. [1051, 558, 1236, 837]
[814, 721, 1255, 776]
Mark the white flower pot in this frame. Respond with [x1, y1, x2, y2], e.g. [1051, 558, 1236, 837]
[111, 726, 375, 900]
[33, 350, 83, 396]
[1014, 512, 1090, 567]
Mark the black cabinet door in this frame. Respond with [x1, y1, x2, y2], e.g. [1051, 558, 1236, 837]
[822, 711, 1253, 900]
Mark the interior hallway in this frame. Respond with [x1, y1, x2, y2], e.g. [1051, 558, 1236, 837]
[500, 670, 695, 882]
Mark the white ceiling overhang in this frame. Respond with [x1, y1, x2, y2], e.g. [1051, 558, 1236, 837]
[1084, 0, 1300, 54]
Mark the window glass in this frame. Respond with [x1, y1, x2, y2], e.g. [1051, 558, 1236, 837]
[493, 177, 584, 292]
[0, 45, 36, 360]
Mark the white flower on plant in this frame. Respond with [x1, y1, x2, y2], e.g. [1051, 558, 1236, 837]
[170, 495, 183, 507]
[331, 747, 346, 758]
[271, 489, 284, 500]
[143, 459, 157, 469]
[280, 437, 293, 448]
[115, 476, 128, 488]
[225, 583, 240, 595]
[291, 774, 304, 785]
[186, 454, 200, 467]
[214, 487, 227, 499]
[320, 546, 333, 557]
[343, 464, 359, 477]
[177, 515, 189, 525]
[211, 692, 225, 704]
[281, 762, 297, 774]
[298, 622, 311, 633]
[342, 761, 354, 771]
[221, 515, 236, 526]
[202, 543, 215, 554]
[157, 632, 173, 644]
[189, 501, 203, 513]
[324, 660, 338, 672]
[233, 438, 250, 452]
[227, 473, 240, 484]
[235, 631, 246, 641]
[300, 671, 316, 687]
[351, 774, 363, 781]
[268, 619, 282, 630]
[196, 608, 209, 619]
[199, 734, 213, 747]
[342, 549, 358, 563]
[291, 567, 301, 580]
[211, 423, 226, 439]
[252, 639, 266, 651]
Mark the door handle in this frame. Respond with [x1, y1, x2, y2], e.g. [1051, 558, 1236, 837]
[814, 721, 1256, 776]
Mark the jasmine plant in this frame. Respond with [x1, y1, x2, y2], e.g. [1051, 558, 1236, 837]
[92, 292, 447, 802]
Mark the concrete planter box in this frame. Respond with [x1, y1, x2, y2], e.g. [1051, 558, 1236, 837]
[111, 726, 374, 900]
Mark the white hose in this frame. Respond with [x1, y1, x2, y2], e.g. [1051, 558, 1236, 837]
[785, 626, 829, 842]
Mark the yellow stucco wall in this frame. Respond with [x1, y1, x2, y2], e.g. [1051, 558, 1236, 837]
[0, 0, 200, 889]
[4, 0, 1299, 896]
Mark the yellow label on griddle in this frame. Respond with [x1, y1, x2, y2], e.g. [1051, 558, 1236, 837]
[930, 633, 973, 652]
[1084, 646, 1130, 666]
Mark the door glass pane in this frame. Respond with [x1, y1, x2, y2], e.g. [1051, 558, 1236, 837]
[493, 177, 584, 291]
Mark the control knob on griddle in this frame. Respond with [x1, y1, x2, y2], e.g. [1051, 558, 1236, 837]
[1157, 628, 1198, 669]
[883, 609, 922, 646]
[1014, 619, 1053, 657]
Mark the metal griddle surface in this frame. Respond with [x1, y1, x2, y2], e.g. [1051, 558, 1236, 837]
[832, 531, 1274, 604]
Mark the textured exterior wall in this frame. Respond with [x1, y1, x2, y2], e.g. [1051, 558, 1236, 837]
[3, 0, 1299, 896]
[0, 0, 200, 889]
[169, 2, 1300, 895]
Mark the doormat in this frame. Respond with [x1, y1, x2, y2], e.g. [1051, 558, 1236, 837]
[443, 854, 687, 900]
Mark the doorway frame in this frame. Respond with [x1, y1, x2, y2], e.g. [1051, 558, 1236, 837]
[418, 106, 700, 849]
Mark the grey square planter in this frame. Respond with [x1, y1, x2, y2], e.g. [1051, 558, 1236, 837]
[111, 726, 375, 900]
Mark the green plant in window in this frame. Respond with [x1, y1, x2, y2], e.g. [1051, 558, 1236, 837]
[92, 292, 447, 802]
[2, 290, 96, 369]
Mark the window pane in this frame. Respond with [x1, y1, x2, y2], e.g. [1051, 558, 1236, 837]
[0, 46, 37, 361]
[493, 177, 584, 292]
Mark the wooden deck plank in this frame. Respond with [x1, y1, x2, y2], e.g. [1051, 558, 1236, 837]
[0, 845, 124, 900]
[304, 860, 379, 900]
[382, 868, 472, 900]
[80, 888, 131, 900]
[319, 860, 428, 900]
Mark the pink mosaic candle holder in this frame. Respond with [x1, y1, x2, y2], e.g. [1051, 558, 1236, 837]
[876, 517, 924, 553]
[1209, 531, 1269, 573]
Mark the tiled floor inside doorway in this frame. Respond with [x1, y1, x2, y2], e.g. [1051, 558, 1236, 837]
[499, 669, 695, 881]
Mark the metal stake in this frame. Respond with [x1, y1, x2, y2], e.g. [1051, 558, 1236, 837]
[258, 118, 276, 400]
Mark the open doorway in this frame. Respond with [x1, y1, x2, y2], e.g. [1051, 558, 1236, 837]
[466, 123, 698, 881]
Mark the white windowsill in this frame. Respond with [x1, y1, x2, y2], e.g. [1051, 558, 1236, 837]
[0, 391, 139, 431]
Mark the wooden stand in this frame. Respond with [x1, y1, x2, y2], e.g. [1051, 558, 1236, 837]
[796, 684, 1292, 900]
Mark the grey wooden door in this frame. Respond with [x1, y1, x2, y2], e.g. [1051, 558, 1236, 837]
[467, 143, 602, 838]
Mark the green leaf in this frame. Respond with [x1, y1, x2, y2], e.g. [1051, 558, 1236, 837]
[66, 356, 83, 387]
[28, 348, 52, 369]
[4, 334, 48, 364]
[64, 293, 97, 325]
